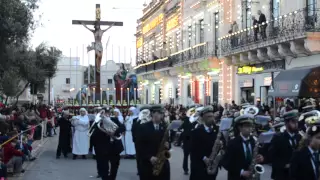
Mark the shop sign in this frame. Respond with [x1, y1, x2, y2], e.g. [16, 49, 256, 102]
[166, 15, 179, 32]
[239, 79, 253, 88]
[264, 77, 272, 86]
[292, 84, 299, 93]
[237, 60, 285, 75]
[238, 66, 263, 74]
[142, 14, 164, 34]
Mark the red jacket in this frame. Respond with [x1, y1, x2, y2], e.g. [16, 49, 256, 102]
[2, 143, 24, 164]
[39, 108, 47, 118]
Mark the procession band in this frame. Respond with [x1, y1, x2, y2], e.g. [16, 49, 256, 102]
[61, 98, 320, 180]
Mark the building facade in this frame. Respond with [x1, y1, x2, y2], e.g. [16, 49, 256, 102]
[135, 0, 235, 106]
[135, 0, 320, 106]
[42, 57, 131, 105]
[219, 0, 320, 104]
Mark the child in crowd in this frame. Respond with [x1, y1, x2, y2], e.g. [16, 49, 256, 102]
[3, 138, 25, 175]
[0, 156, 8, 180]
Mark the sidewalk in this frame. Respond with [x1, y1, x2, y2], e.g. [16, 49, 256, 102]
[22, 137, 50, 170]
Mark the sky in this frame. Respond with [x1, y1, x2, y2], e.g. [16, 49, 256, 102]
[31, 0, 147, 66]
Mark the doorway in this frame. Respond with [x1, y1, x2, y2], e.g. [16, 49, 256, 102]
[212, 82, 218, 103]
[240, 87, 254, 103]
[146, 89, 149, 104]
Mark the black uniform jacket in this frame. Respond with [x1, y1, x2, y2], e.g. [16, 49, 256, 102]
[179, 117, 193, 144]
[290, 146, 318, 180]
[190, 124, 220, 180]
[131, 117, 140, 143]
[138, 121, 170, 180]
[91, 117, 125, 156]
[222, 135, 259, 180]
[268, 131, 301, 179]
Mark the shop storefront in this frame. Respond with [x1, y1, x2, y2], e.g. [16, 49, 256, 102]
[234, 60, 285, 104]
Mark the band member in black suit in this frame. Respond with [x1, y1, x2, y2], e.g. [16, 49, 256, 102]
[91, 108, 125, 180]
[108, 109, 125, 180]
[223, 114, 265, 180]
[268, 110, 301, 180]
[290, 122, 320, 180]
[138, 104, 170, 180]
[189, 106, 220, 180]
[132, 105, 151, 177]
[178, 108, 193, 175]
[56, 111, 72, 159]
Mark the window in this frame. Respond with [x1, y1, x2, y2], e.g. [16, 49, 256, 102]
[214, 12, 220, 56]
[199, 19, 205, 43]
[188, 26, 192, 47]
[108, 79, 113, 84]
[66, 78, 70, 84]
[241, 1, 251, 29]
[307, 0, 316, 16]
[272, 0, 280, 19]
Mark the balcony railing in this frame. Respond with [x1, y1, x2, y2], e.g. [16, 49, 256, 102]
[219, 8, 320, 56]
[135, 42, 214, 74]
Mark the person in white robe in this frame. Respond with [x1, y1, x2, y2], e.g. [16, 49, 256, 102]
[124, 107, 139, 158]
[113, 108, 125, 156]
[71, 108, 90, 159]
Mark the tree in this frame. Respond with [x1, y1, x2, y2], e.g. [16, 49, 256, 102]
[0, 0, 39, 73]
[0, 44, 61, 105]
[0, 0, 62, 105]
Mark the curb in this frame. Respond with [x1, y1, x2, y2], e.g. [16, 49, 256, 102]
[22, 137, 50, 169]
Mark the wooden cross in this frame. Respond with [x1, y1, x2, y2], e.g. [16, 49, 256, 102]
[72, 4, 124, 26]
[72, 4, 123, 103]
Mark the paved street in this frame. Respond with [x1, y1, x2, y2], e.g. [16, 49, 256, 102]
[14, 135, 272, 180]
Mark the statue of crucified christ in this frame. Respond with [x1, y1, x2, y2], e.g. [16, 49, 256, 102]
[81, 21, 114, 73]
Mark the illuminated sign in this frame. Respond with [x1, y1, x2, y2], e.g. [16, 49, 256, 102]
[166, 15, 179, 32]
[237, 61, 285, 75]
[237, 66, 264, 74]
[142, 14, 164, 34]
[136, 37, 143, 49]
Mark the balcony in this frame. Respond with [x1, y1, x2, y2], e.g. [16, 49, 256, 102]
[135, 42, 214, 74]
[219, 8, 320, 65]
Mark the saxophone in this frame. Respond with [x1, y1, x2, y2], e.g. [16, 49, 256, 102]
[248, 129, 265, 180]
[152, 124, 171, 176]
[206, 131, 225, 175]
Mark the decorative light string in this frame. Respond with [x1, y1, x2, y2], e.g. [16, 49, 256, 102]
[160, 79, 163, 100]
[178, 75, 182, 96]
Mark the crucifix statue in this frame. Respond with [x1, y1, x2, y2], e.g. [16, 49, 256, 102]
[72, 4, 123, 102]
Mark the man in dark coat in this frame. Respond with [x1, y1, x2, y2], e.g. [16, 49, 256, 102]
[91, 108, 125, 180]
[56, 111, 72, 158]
[268, 110, 301, 180]
[108, 113, 125, 180]
[132, 105, 151, 177]
[258, 10, 267, 39]
[138, 104, 170, 180]
[178, 108, 193, 175]
[190, 106, 220, 180]
[290, 122, 320, 180]
[223, 114, 265, 180]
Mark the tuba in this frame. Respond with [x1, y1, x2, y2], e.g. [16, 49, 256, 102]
[138, 109, 151, 124]
[88, 112, 121, 140]
[87, 114, 101, 137]
[186, 108, 196, 117]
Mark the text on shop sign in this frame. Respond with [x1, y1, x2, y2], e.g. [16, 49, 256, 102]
[237, 66, 264, 74]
